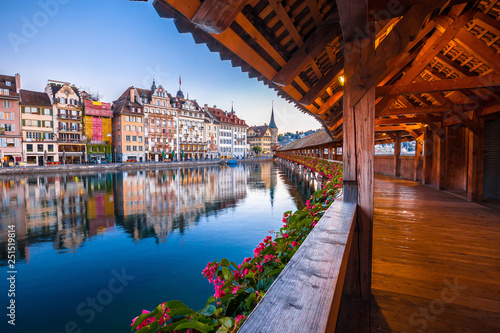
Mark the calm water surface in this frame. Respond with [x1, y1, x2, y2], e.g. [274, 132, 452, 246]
[0, 162, 316, 333]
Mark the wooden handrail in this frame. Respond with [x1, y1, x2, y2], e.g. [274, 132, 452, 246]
[239, 197, 357, 333]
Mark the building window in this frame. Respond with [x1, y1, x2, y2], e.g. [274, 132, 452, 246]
[139, 146, 143, 151]
[126, 146, 131, 152]
[125, 116, 130, 121]
[132, 146, 137, 151]
[2, 101, 11, 109]
[27, 144, 33, 152]
[125, 125, 130, 131]
[126, 135, 131, 142]
[48, 145, 53, 152]
[38, 144, 43, 152]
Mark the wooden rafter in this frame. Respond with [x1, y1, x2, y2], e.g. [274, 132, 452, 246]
[273, 24, 341, 87]
[375, 9, 477, 115]
[300, 60, 344, 105]
[376, 73, 500, 96]
[380, 104, 479, 116]
[191, 0, 248, 34]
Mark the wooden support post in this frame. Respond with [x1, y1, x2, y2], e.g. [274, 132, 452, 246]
[394, 133, 401, 178]
[467, 113, 484, 202]
[414, 134, 424, 181]
[435, 129, 447, 190]
[423, 127, 433, 184]
[338, 36, 374, 332]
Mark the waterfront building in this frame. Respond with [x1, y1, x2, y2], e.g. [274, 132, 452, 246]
[45, 80, 85, 164]
[82, 94, 113, 164]
[171, 89, 206, 160]
[112, 87, 146, 162]
[206, 105, 248, 159]
[248, 125, 272, 155]
[0, 74, 22, 165]
[140, 81, 174, 162]
[19, 90, 57, 165]
[203, 104, 220, 159]
[248, 105, 278, 155]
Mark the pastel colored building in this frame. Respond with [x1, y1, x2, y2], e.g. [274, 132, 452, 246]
[112, 87, 145, 162]
[206, 105, 248, 158]
[45, 80, 85, 164]
[83, 98, 112, 163]
[171, 90, 206, 160]
[0, 74, 22, 165]
[139, 81, 174, 162]
[19, 90, 58, 164]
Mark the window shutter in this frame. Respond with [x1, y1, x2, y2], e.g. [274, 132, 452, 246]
[22, 120, 26, 126]
[38, 108, 41, 114]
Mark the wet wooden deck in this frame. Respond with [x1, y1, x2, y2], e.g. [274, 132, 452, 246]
[372, 175, 500, 332]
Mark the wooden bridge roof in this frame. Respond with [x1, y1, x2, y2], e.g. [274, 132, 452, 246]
[144, 0, 500, 145]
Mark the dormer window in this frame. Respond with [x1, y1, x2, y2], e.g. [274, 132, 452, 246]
[5, 81, 11, 86]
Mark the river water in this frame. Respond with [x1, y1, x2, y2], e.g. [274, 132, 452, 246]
[0, 161, 316, 333]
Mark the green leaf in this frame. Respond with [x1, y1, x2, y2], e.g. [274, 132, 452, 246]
[220, 258, 230, 267]
[205, 296, 216, 307]
[245, 293, 256, 310]
[257, 277, 275, 291]
[131, 309, 159, 331]
[219, 317, 233, 328]
[221, 267, 234, 282]
[175, 321, 212, 333]
[216, 326, 229, 333]
[199, 304, 216, 316]
[168, 307, 196, 318]
[164, 300, 189, 309]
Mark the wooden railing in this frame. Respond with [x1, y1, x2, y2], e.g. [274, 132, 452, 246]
[239, 196, 357, 332]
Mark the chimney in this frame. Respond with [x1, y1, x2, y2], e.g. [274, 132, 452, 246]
[15, 73, 21, 93]
[213, 105, 216, 108]
[204, 104, 208, 112]
[129, 87, 134, 102]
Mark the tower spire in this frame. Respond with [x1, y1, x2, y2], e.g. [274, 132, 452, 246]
[231, 101, 234, 114]
[269, 100, 277, 129]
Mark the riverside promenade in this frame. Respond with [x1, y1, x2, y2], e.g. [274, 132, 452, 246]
[0, 157, 274, 175]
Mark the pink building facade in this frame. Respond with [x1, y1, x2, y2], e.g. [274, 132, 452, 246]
[0, 74, 22, 164]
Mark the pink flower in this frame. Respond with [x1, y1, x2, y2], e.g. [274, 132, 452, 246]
[236, 315, 247, 325]
[283, 233, 289, 239]
[232, 285, 241, 294]
[291, 241, 299, 247]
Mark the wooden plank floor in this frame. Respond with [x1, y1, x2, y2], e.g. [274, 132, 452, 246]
[371, 175, 500, 333]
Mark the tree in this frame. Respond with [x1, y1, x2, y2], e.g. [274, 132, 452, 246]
[252, 145, 262, 156]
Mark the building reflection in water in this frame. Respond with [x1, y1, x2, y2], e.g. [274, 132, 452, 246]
[0, 164, 275, 265]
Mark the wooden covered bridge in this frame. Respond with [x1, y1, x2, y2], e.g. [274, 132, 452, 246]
[136, 0, 500, 331]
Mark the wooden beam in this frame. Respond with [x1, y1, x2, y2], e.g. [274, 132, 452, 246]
[268, 0, 303, 47]
[375, 9, 477, 115]
[191, 0, 248, 34]
[467, 112, 484, 201]
[414, 134, 424, 181]
[454, 28, 500, 74]
[346, 1, 446, 109]
[336, 1, 373, 329]
[435, 128, 446, 190]
[273, 24, 341, 87]
[376, 73, 500, 96]
[473, 11, 500, 37]
[375, 116, 440, 125]
[394, 132, 401, 177]
[300, 60, 344, 105]
[306, 0, 323, 26]
[375, 125, 421, 132]
[422, 126, 433, 184]
[316, 88, 343, 114]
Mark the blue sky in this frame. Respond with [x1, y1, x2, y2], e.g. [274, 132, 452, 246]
[0, 0, 321, 133]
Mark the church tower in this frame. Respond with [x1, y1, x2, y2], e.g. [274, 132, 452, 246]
[269, 101, 278, 147]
